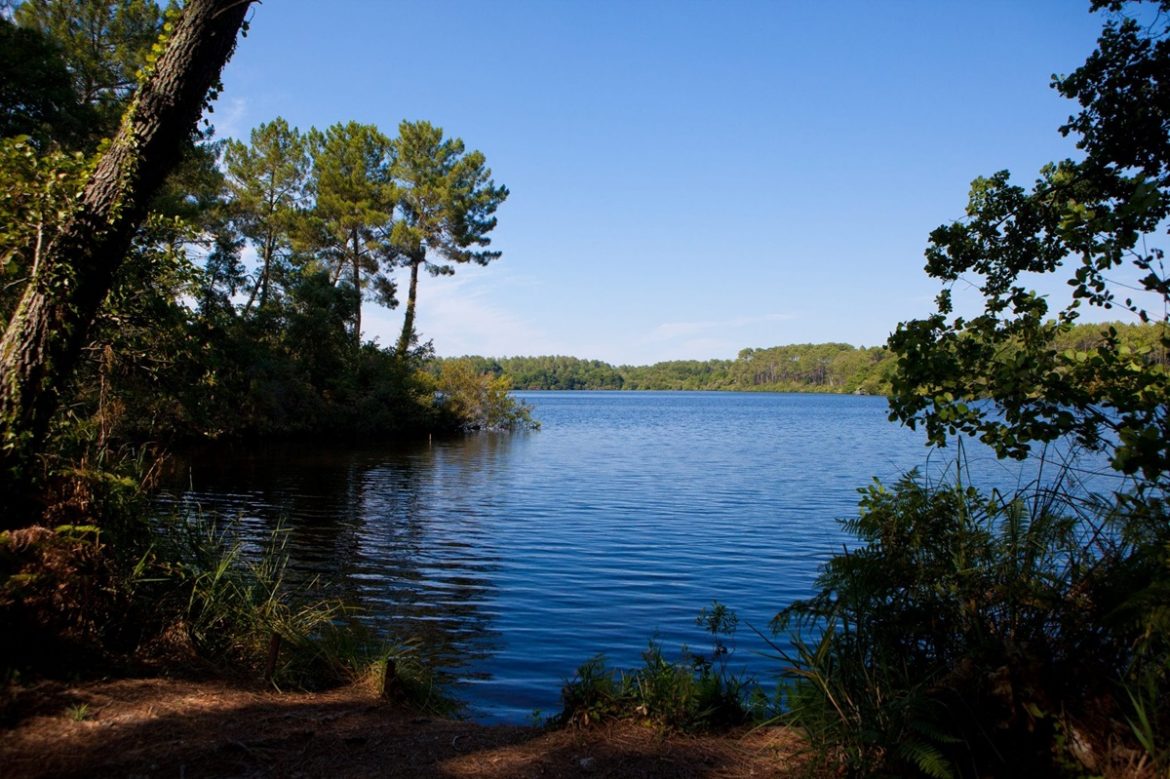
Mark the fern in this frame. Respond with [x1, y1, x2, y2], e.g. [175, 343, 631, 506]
[896, 738, 955, 779]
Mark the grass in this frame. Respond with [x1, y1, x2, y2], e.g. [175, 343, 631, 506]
[157, 511, 459, 710]
[64, 703, 90, 722]
[555, 602, 767, 733]
[1, 433, 460, 720]
[356, 638, 461, 717]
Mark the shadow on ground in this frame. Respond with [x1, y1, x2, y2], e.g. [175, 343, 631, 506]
[0, 677, 806, 778]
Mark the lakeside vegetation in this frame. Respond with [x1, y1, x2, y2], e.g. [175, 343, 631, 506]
[437, 345, 894, 393]
[439, 321, 1167, 394]
[0, 0, 527, 701]
[1, 1, 1169, 778]
[767, 0, 1170, 773]
[0, 1, 531, 458]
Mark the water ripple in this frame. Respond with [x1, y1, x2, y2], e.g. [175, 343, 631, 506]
[154, 391, 1108, 723]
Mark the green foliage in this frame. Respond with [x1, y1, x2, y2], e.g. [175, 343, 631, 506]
[555, 603, 761, 732]
[788, 5, 1170, 774]
[0, 419, 164, 675]
[0, 17, 93, 147]
[622, 358, 736, 390]
[221, 117, 309, 312]
[556, 654, 622, 728]
[389, 120, 508, 355]
[389, 120, 508, 273]
[0, 421, 454, 698]
[440, 328, 1155, 396]
[64, 702, 90, 721]
[156, 510, 462, 698]
[728, 343, 892, 394]
[442, 355, 627, 391]
[438, 344, 897, 394]
[13, 0, 168, 142]
[1125, 672, 1170, 773]
[160, 514, 361, 689]
[861, 7, 1170, 771]
[2, 11, 521, 453]
[306, 121, 397, 346]
[433, 358, 537, 431]
[784, 662, 956, 779]
[1, 525, 118, 673]
[0, 136, 90, 318]
[777, 462, 1170, 776]
[370, 640, 461, 717]
[887, 0, 1170, 493]
[0, 1, 470, 712]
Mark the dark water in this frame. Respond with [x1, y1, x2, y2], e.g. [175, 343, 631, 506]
[156, 391, 1112, 723]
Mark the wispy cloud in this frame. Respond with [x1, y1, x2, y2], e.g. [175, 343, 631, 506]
[210, 96, 248, 141]
[646, 313, 796, 342]
[363, 269, 556, 356]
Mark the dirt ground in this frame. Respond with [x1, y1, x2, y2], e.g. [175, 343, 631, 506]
[0, 677, 811, 778]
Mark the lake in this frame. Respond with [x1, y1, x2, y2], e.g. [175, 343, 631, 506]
[156, 391, 1110, 723]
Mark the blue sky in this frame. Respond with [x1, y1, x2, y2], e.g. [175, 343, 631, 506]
[213, 1, 1108, 365]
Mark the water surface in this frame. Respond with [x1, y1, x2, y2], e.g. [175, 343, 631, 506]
[157, 391, 1109, 722]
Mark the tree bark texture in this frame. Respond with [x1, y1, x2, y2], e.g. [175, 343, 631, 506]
[0, 0, 254, 525]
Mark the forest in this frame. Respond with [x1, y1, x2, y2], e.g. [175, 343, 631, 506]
[2, 1, 1169, 777]
[441, 321, 1167, 393]
[0, 0, 533, 687]
[0, 0, 533, 464]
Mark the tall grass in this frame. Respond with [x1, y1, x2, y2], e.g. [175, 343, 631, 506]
[157, 512, 454, 707]
[159, 515, 353, 688]
[774, 456, 1170, 777]
[2, 369, 454, 709]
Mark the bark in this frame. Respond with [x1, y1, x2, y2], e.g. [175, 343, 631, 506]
[258, 230, 275, 310]
[0, 0, 254, 526]
[351, 230, 362, 349]
[259, 167, 278, 310]
[396, 256, 421, 356]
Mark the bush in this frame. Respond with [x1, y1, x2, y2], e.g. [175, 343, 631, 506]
[433, 359, 538, 431]
[1, 415, 167, 678]
[775, 463, 1170, 777]
[555, 603, 762, 732]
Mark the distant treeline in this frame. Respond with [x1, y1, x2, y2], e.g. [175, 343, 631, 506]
[438, 344, 892, 393]
[439, 322, 1167, 394]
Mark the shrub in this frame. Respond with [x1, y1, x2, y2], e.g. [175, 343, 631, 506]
[432, 358, 538, 432]
[775, 463, 1170, 777]
[555, 603, 761, 732]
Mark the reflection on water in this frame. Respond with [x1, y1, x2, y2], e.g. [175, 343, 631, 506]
[157, 436, 514, 682]
[155, 392, 1117, 723]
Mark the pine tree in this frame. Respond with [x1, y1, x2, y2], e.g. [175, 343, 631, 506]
[307, 121, 396, 348]
[389, 120, 508, 355]
[223, 117, 309, 312]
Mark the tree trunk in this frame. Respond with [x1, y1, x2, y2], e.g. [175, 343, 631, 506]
[396, 256, 421, 356]
[260, 229, 276, 310]
[243, 228, 275, 314]
[351, 231, 362, 349]
[0, 0, 253, 527]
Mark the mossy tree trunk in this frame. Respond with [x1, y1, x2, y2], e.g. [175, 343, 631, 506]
[0, 0, 254, 527]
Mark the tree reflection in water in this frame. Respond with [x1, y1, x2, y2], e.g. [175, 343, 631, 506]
[155, 435, 509, 688]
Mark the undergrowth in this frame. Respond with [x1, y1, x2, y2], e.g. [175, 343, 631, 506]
[158, 513, 354, 688]
[774, 458, 1170, 778]
[0, 416, 452, 712]
[147, 511, 457, 710]
[555, 601, 767, 732]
